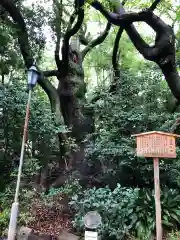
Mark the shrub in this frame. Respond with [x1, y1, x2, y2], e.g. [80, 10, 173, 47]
[41, 179, 82, 207]
[161, 188, 180, 229]
[43, 179, 82, 197]
[69, 185, 180, 240]
[69, 184, 139, 239]
[11, 158, 41, 181]
[168, 231, 180, 240]
[0, 208, 10, 236]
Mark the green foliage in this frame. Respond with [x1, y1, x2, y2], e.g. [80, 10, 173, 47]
[0, 208, 10, 235]
[0, 187, 14, 207]
[132, 188, 180, 239]
[0, 80, 62, 189]
[42, 179, 82, 200]
[168, 231, 180, 240]
[22, 158, 41, 177]
[40, 180, 82, 211]
[161, 189, 180, 228]
[70, 185, 180, 240]
[11, 158, 41, 186]
[87, 69, 180, 188]
[70, 184, 138, 239]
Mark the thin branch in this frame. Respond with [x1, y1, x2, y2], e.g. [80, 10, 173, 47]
[81, 22, 111, 60]
[53, 0, 63, 69]
[149, 0, 161, 12]
[109, 28, 123, 93]
[62, 8, 84, 68]
[79, 33, 89, 45]
[110, 0, 127, 93]
[78, 23, 91, 46]
[66, 9, 84, 40]
[42, 70, 58, 77]
[55, 35, 61, 67]
[111, 0, 127, 71]
[112, 27, 123, 71]
[63, 7, 71, 17]
[39, 73, 65, 126]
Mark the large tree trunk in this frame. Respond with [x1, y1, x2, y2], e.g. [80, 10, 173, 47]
[49, 41, 94, 188]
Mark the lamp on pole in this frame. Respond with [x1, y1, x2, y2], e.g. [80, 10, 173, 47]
[27, 65, 39, 90]
[7, 64, 39, 240]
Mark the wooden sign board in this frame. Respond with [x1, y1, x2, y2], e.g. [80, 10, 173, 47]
[132, 131, 180, 158]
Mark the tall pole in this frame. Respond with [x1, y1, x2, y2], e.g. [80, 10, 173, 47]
[153, 157, 162, 240]
[7, 90, 32, 240]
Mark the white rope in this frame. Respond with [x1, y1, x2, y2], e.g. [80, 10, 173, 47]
[7, 90, 32, 240]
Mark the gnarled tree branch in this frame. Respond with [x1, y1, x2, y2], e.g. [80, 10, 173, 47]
[90, 0, 170, 56]
[89, 0, 180, 101]
[113, 2, 180, 101]
[89, 2, 160, 64]
[81, 22, 111, 60]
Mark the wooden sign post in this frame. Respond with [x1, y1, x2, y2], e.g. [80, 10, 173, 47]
[132, 131, 180, 240]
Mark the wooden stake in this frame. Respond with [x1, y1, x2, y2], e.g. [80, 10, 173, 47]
[153, 157, 162, 240]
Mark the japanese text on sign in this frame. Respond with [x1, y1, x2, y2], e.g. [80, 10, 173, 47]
[136, 134, 176, 158]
